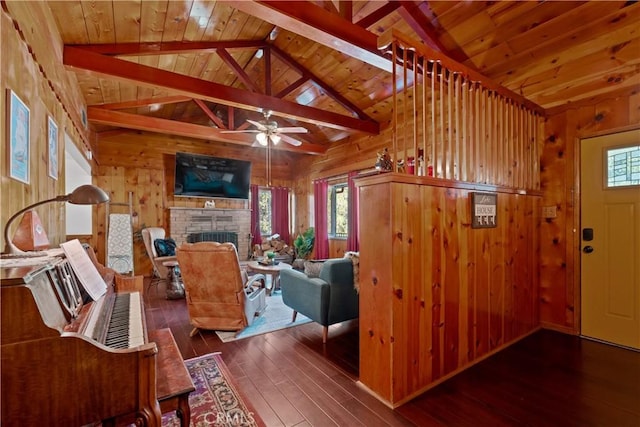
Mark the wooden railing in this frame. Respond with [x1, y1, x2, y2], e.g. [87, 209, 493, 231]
[379, 30, 545, 191]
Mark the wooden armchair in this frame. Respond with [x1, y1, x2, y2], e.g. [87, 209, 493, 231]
[176, 242, 266, 337]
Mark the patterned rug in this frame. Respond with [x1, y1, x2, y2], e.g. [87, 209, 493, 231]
[162, 353, 265, 427]
[215, 293, 311, 343]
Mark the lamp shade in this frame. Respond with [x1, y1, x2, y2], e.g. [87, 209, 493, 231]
[67, 184, 110, 205]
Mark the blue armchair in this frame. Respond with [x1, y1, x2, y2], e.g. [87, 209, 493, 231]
[279, 258, 358, 343]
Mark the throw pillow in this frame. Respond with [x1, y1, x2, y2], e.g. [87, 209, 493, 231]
[344, 251, 360, 293]
[154, 238, 177, 257]
[304, 260, 325, 278]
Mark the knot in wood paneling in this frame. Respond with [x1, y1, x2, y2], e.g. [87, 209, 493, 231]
[394, 288, 403, 299]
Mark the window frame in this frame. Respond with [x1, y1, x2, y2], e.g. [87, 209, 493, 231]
[328, 182, 348, 239]
[603, 143, 640, 189]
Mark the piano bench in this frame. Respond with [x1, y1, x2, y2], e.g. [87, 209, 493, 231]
[149, 328, 195, 427]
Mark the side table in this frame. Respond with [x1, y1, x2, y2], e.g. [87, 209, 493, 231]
[246, 261, 292, 295]
[162, 260, 185, 300]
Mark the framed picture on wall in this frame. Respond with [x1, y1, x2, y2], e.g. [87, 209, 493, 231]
[471, 192, 497, 229]
[7, 89, 30, 184]
[48, 116, 58, 180]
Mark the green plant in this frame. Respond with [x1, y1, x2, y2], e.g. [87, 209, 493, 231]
[293, 227, 315, 259]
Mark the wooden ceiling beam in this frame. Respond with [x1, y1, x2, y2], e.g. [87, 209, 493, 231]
[69, 40, 266, 56]
[97, 95, 191, 110]
[217, 48, 261, 93]
[275, 76, 308, 99]
[64, 46, 379, 134]
[227, 0, 393, 72]
[270, 45, 373, 121]
[355, 3, 401, 28]
[87, 107, 327, 155]
[397, 1, 462, 59]
[194, 99, 227, 129]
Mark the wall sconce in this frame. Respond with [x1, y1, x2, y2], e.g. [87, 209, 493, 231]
[2, 184, 110, 256]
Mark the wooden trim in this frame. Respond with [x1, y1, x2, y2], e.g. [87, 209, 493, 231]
[354, 172, 543, 196]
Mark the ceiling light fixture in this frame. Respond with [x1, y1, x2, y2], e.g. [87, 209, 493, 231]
[256, 132, 268, 146]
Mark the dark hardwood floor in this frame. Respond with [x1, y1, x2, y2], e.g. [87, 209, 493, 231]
[144, 279, 640, 427]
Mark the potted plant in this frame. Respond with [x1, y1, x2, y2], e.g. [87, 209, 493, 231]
[293, 227, 315, 269]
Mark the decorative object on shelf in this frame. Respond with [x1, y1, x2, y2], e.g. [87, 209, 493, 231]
[374, 148, 393, 172]
[407, 157, 415, 175]
[7, 89, 30, 184]
[471, 192, 498, 229]
[2, 184, 110, 256]
[204, 200, 215, 208]
[396, 158, 405, 173]
[47, 116, 58, 180]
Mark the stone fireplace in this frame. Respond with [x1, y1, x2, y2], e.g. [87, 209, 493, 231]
[169, 207, 252, 260]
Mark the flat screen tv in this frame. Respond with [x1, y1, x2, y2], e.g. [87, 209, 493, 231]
[174, 152, 251, 200]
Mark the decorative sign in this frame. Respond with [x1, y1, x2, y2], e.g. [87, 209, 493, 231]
[471, 192, 497, 228]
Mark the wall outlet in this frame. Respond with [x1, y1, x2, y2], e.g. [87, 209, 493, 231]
[542, 206, 557, 218]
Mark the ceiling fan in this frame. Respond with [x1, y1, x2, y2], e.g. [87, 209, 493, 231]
[222, 110, 308, 146]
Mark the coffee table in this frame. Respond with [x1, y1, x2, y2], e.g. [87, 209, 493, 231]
[246, 261, 292, 295]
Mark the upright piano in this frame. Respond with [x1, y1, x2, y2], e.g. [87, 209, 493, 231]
[0, 256, 189, 426]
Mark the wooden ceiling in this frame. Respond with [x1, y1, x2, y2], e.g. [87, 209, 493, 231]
[48, 1, 640, 155]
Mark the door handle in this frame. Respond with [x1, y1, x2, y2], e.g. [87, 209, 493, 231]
[583, 246, 594, 254]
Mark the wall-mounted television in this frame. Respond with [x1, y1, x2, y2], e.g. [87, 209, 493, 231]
[174, 152, 251, 200]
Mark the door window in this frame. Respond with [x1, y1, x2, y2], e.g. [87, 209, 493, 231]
[606, 145, 640, 188]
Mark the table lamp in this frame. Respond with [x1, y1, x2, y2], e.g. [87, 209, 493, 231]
[2, 184, 110, 256]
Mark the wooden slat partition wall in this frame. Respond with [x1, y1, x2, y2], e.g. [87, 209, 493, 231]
[382, 31, 543, 190]
[357, 173, 540, 406]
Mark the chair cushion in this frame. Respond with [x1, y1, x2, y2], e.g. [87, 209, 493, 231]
[154, 238, 177, 256]
[304, 260, 325, 278]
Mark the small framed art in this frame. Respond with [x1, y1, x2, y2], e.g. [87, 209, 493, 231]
[48, 116, 58, 180]
[7, 89, 30, 184]
[471, 192, 497, 229]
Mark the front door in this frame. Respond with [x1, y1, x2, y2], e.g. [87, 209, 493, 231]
[580, 128, 640, 350]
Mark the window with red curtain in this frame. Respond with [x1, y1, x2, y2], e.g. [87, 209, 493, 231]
[313, 179, 329, 259]
[271, 186, 290, 244]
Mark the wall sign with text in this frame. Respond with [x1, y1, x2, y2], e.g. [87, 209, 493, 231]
[471, 192, 497, 228]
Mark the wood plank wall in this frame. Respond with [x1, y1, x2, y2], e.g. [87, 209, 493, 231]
[93, 131, 298, 275]
[357, 175, 540, 405]
[540, 87, 640, 333]
[0, 3, 89, 251]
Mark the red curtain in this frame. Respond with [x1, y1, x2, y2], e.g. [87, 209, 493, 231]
[250, 184, 261, 246]
[272, 186, 291, 244]
[347, 171, 359, 252]
[313, 179, 329, 259]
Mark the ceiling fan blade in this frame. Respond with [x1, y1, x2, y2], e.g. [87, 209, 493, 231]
[247, 119, 268, 131]
[275, 126, 308, 134]
[220, 129, 260, 133]
[280, 134, 303, 146]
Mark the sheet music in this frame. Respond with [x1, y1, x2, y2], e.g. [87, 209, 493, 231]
[60, 239, 107, 301]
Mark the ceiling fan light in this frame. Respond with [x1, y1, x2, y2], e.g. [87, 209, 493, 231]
[256, 132, 268, 146]
[270, 134, 281, 145]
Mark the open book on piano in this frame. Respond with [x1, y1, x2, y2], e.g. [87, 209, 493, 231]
[1, 242, 166, 426]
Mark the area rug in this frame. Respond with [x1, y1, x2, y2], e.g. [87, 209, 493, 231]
[215, 293, 311, 343]
[162, 352, 265, 427]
